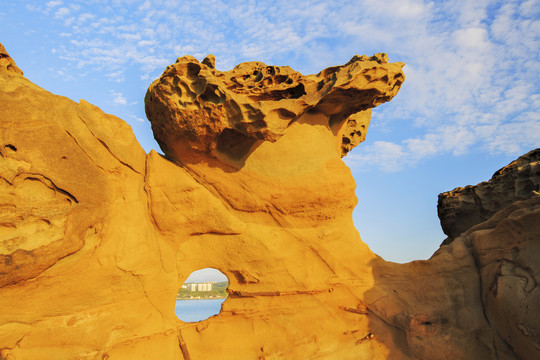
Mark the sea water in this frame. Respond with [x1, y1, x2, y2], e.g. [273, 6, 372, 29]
[175, 299, 226, 322]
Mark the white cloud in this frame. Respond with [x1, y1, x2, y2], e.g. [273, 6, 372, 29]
[138, 0, 152, 12]
[136, 56, 170, 73]
[449, 0, 491, 27]
[54, 7, 70, 19]
[46, 1, 62, 8]
[129, 115, 145, 123]
[520, 0, 540, 17]
[453, 27, 490, 50]
[110, 91, 127, 105]
[346, 0, 538, 170]
[25, 4, 41, 12]
[362, 0, 432, 20]
[106, 70, 125, 82]
[22, 0, 538, 172]
[487, 114, 540, 154]
[78, 13, 95, 22]
[118, 33, 141, 41]
[345, 141, 409, 172]
[138, 40, 155, 47]
[56, 68, 76, 81]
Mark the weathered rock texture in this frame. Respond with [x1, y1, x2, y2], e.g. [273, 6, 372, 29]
[0, 44, 22, 75]
[144, 53, 403, 161]
[438, 148, 540, 242]
[434, 149, 540, 359]
[1, 43, 539, 360]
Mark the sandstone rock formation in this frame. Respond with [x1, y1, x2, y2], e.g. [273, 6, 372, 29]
[340, 110, 371, 158]
[373, 153, 540, 360]
[438, 148, 540, 242]
[0, 44, 22, 75]
[1, 43, 539, 360]
[435, 149, 540, 359]
[145, 53, 403, 163]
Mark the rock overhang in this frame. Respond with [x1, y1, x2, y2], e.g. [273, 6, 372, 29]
[144, 53, 405, 167]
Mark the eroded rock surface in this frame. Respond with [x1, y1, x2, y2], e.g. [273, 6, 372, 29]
[0, 44, 23, 75]
[145, 53, 403, 162]
[434, 149, 540, 359]
[1, 43, 539, 360]
[438, 148, 540, 242]
[340, 110, 371, 157]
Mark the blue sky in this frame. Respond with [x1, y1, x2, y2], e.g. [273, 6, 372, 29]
[185, 268, 228, 283]
[2, 0, 539, 263]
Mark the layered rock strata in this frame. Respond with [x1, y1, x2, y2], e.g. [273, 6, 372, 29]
[438, 148, 540, 242]
[435, 149, 540, 359]
[1, 43, 539, 360]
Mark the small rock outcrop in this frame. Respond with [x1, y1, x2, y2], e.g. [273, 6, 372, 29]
[0, 43, 23, 75]
[1, 42, 539, 360]
[438, 148, 540, 242]
[340, 110, 371, 157]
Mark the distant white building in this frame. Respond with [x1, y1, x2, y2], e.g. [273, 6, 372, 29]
[197, 282, 212, 291]
[185, 282, 212, 292]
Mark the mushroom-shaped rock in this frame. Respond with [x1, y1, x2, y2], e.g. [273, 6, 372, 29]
[145, 53, 404, 163]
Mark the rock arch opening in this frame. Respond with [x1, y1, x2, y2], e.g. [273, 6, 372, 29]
[175, 268, 229, 322]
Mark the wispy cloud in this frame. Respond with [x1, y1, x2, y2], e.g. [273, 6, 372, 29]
[54, 7, 70, 19]
[110, 90, 138, 106]
[110, 91, 127, 105]
[20, 0, 540, 171]
[129, 115, 145, 123]
[46, 1, 63, 9]
[106, 70, 125, 82]
[343, 0, 540, 171]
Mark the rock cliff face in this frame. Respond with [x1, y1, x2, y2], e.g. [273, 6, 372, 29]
[1, 43, 539, 360]
[435, 149, 540, 359]
[438, 149, 540, 242]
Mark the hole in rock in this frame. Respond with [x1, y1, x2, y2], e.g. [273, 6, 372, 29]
[175, 268, 229, 322]
[4, 144, 17, 152]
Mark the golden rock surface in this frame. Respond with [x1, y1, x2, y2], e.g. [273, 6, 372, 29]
[0, 44, 23, 75]
[145, 53, 404, 159]
[1, 43, 539, 360]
